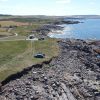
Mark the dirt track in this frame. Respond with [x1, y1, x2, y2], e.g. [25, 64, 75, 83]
[0, 39, 100, 100]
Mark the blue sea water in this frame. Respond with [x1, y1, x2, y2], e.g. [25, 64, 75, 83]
[49, 19, 100, 40]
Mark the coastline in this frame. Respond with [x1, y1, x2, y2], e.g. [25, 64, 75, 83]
[48, 29, 64, 37]
[0, 20, 100, 100]
[0, 38, 100, 100]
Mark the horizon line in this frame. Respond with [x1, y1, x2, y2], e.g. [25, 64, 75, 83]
[0, 14, 100, 16]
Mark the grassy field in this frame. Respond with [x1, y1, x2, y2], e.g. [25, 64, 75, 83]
[0, 21, 29, 37]
[0, 17, 59, 37]
[0, 36, 26, 41]
[0, 32, 12, 37]
[0, 41, 29, 65]
[0, 21, 29, 27]
[0, 21, 42, 36]
[0, 17, 59, 81]
[0, 38, 59, 81]
[32, 38, 59, 63]
[11, 24, 41, 36]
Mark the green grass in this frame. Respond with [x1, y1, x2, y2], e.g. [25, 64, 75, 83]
[11, 24, 41, 36]
[0, 17, 60, 37]
[0, 32, 12, 37]
[0, 36, 26, 41]
[0, 21, 41, 37]
[0, 40, 30, 81]
[32, 38, 59, 63]
[0, 17, 60, 81]
[0, 38, 59, 81]
[8, 17, 58, 23]
[0, 28, 13, 37]
[0, 41, 29, 65]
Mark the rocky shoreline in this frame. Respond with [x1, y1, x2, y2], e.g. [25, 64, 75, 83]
[32, 24, 64, 39]
[0, 38, 100, 100]
[33, 20, 80, 39]
[53, 20, 80, 25]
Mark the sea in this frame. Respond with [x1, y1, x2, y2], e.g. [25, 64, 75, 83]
[49, 19, 100, 40]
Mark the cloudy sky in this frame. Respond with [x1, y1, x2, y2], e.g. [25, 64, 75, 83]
[0, 0, 99, 15]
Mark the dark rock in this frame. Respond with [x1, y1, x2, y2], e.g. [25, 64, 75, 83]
[94, 92, 100, 96]
[44, 77, 48, 82]
[55, 81, 60, 87]
[30, 95, 39, 100]
[96, 75, 100, 80]
[97, 63, 100, 67]
[52, 83, 56, 88]
[43, 85, 49, 89]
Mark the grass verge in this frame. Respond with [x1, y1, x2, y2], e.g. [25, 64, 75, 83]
[0, 38, 59, 81]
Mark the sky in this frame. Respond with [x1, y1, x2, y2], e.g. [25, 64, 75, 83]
[0, 0, 100, 16]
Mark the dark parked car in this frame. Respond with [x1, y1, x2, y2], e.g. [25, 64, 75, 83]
[34, 53, 45, 58]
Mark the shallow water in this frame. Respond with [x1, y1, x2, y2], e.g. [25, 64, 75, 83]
[49, 19, 100, 40]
